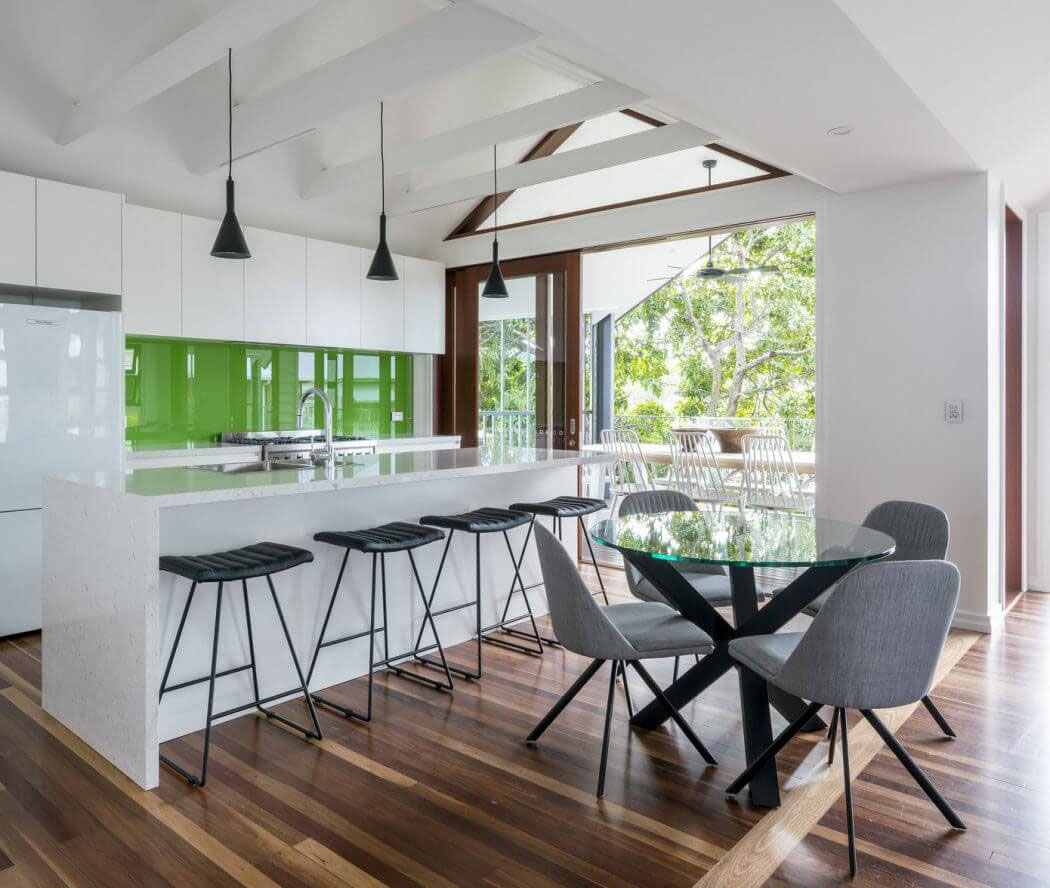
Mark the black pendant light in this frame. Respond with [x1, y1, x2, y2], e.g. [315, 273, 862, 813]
[481, 144, 509, 298]
[211, 48, 250, 259]
[366, 101, 398, 281]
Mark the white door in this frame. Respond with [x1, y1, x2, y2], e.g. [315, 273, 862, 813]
[0, 171, 36, 287]
[181, 215, 245, 340]
[36, 179, 123, 294]
[244, 228, 306, 344]
[404, 256, 446, 354]
[360, 252, 405, 352]
[0, 510, 43, 636]
[306, 239, 361, 348]
[123, 204, 182, 336]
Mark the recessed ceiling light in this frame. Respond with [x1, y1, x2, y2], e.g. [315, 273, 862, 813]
[827, 125, 853, 136]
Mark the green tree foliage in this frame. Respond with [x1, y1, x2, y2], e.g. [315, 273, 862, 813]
[616, 220, 815, 426]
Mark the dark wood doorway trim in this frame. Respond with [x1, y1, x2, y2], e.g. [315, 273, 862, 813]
[436, 251, 582, 450]
[1004, 206, 1023, 603]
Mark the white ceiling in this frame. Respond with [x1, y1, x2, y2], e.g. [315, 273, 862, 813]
[0, 0, 1044, 263]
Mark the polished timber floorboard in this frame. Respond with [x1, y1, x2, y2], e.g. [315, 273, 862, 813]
[0, 569, 1043, 887]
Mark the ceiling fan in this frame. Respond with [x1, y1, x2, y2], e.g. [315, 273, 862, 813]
[695, 158, 779, 281]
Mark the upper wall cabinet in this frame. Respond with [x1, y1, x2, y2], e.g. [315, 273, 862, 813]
[123, 205, 181, 337]
[360, 252, 406, 353]
[404, 257, 446, 354]
[0, 171, 36, 287]
[36, 179, 122, 295]
[244, 228, 306, 345]
[181, 215, 244, 341]
[306, 238, 361, 349]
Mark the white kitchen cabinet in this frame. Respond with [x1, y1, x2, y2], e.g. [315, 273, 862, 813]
[36, 178, 122, 294]
[0, 171, 36, 287]
[0, 510, 42, 635]
[404, 256, 446, 354]
[360, 252, 405, 352]
[244, 227, 306, 344]
[181, 214, 245, 341]
[306, 238, 361, 349]
[123, 204, 181, 336]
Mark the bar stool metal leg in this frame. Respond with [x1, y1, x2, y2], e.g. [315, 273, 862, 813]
[309, 551, 382, 720]
[499, 517, 559, 648]
[391, 549, 456, 690]
[159, 582, 224, 787]
[263, 575, 323, 741]
[159, 581, 196, 700]
[579, 516, 609, 605]
[482, 530, 544, 656]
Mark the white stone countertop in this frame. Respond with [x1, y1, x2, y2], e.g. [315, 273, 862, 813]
[61, 447, 613, 507]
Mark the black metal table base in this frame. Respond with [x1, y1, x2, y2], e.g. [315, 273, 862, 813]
[625, 555, 851, 807]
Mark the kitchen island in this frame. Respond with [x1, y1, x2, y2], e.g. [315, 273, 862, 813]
[42, 447, 613, 789]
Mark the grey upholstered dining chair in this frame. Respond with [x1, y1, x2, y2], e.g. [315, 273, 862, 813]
[525, 524, 717, 798]
[619, 490, 760, 679]
[725, 559, 966, 876]
[800, 500, 956, 740]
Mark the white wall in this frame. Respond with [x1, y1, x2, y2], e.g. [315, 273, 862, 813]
[1029, 211, 1050, 591]
[440, 172, 1005, 630]
[820, 174, 1001, 631]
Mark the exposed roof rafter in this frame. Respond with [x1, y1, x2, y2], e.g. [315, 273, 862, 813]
[58, 0, 321, 145]
[389, 121, 716, 217]
[304, 80, 645, 200]
[192, 2, 538, 174]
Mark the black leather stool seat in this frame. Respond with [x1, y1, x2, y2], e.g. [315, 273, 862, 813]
[314, 521, 444, 553]
[160, 542, 313, 583]
[420, 507, 530, 534]
[509, 496, 607, 518]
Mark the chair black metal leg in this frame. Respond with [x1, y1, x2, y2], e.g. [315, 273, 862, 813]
[265, 575, 323, 741]
[828, 706, 839, 766]
[596, 661, 618, 799]
[526, 658, 605, 744]
[161, 582, 224, 787]
[500, 517, 534, 624]
[310, 552, 379, 722]
[580, 517, 609, 605]
[619, 662, 634, 718]
[413, 531, 453, 653]
[631, 661, 716, 764]
[159, 581, 196, 700]
[306, 549, 350, 685]
[840, 709, 858, 877]
[673, 656, 680, 682]
[921, 695, 957, 739]
[860, 709, 966, 829]
[724, 700, 823, 795]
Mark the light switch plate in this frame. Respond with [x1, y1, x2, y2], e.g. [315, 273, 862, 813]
[945, 399, 963, 423]
[391, 411, 404, 422]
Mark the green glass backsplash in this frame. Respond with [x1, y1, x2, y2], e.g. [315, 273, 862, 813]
[125, 336, 413, 444]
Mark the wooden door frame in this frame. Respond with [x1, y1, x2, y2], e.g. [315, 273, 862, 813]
[436, 251, 582, 450]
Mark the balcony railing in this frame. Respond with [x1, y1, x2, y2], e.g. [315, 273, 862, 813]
[479, 410, 815, 452]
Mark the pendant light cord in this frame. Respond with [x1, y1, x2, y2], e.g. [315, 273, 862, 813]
[227, 48, 233, 181]
[493, 144, 498, 243]
[379, 101, 385, 214]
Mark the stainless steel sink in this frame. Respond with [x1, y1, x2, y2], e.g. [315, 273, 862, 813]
[194, 459, 316, 474]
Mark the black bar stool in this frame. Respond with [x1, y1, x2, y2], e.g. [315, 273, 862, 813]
[307, 521, 452, 718]
[158, 542, 322, 788]
[416, 507, 541, 679]
[502, 496, 610, 646]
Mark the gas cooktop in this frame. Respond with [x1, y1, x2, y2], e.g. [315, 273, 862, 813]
[221, 431, 371, 446]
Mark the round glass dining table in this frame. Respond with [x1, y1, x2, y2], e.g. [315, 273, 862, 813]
[591, 507, 895, 807]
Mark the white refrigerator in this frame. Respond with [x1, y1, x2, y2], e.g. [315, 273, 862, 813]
[0, 303, 123, 636]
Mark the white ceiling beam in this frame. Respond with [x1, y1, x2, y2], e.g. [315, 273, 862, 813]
[58, 0, 320, 145]
[303, 80, 646, 199]
[193, 2, 539, 174]
[387, 121, 716, 216]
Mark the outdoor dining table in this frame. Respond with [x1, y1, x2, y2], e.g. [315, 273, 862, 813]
[590, 507, 895, 807]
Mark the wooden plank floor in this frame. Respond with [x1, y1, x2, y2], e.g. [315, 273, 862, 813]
[0, 568, 1043, 887]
